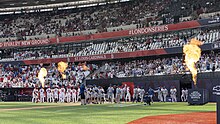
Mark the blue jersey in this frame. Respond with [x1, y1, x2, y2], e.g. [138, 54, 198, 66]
[148, 88, 154, 95]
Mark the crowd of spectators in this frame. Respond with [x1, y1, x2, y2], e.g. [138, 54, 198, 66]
[0, 62, 99, 88]
[0, 28, 219, 61]
[0, 0, 220, 42]
[1, 50, 219, 87]
[90, 51, 220, 79]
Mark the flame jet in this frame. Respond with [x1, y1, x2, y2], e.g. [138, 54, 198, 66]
[58, 61, 68, 79]
[183, 38, 203, 86]
[38, 68, 47, 88]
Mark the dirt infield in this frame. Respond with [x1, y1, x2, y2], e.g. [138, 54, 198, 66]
[128, 112, 216, 124]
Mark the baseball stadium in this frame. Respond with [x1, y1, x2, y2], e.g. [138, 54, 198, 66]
[0, 0, 219, 124]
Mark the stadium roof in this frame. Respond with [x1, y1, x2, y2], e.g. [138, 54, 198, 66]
[0, 0, 86, 8]
[0, 0, 130, 12]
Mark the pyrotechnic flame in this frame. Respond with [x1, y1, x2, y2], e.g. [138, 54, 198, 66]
[38, 68, 47, 88]
[183, 38, 203, 86]
[58, 61, 68, 79]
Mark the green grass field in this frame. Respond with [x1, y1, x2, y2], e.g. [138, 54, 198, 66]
[0, 102, 216, 124]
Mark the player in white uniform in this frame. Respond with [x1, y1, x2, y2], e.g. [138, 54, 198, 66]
[66, 87, 72, 103]
[72, 88, 77, 103]
[53, 87, 59, 103]
[77, 88, 80, 102]
[140, 88, 145, 103]
[39, 87, 45, 103]
[170, 87, 177, 102]
[125, 86, 131, 102]
[173, 87, 177, 102]
[181, 88, 186, 102]
[46, 87, 52, 103]
[32, 87, 39, 103]
[185, 88, 188, 101]
[93, 86, 99, 104]
[157, 87, 163, 102]
[107, 86, 114, 103]
[162, 87, 168, 102]
[59, 86, 66, 103]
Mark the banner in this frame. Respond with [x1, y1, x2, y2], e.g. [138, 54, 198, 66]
[0, 20, 203, 48]
[0, 39, 53, 48]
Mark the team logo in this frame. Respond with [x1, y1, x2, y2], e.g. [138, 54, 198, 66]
[189, 91, 201, 100]
[213, 85, 220, 95]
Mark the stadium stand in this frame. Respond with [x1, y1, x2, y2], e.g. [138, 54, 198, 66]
[0, 27, 219, 61]
[89, 51, 220, 79]
[0, 0, 219, 42]
[0, 62, 98, 88]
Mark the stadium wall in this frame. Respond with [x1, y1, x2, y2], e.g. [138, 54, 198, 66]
[86, 72, 220, 102]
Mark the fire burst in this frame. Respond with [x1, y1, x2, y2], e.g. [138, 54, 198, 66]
[183, 38, 203, 86]
[58, 61, 68, 79]
[38, 68, 47, 88]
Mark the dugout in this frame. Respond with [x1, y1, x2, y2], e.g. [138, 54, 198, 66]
[86, 72, 220, 102]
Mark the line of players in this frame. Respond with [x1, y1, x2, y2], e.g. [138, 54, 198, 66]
[32, 85, 181, 104]
[32, 86, 80, 103]
[155, 86, 178, 102]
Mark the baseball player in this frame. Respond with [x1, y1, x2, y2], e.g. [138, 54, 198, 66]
[121, 85, 126, 102]
[116, 86, 121, 104]
[53, 87, 59, 103]
[173, 87, 177, 102]
[98, 86, 104, 104]
[140, 88, 145, 103]
[107, 85, 114, 103]
[185, 88, 188, 101]
[148, 87, 154, 103]
[125, 86, 131, 102]
[77, 87, 80, 102]
[162, 87, 168, 102]
[170, 87, 177, 102]
[133, 87, 139, 103]
[39, 87, 45, 103]
[156, 87, 163, 102]
[46, 87, 52, 103]
[72, 88, 77, 103]
[181, 88, 186, 102]
[32, 87, 38, 103]
[66, 87, 72, 103]
[59, 86, 66, 103]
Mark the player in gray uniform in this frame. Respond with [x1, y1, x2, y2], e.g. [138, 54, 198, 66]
[140, 88, 145, 103]
[162, 87, 168, 102]
[100, 87, 105, 104]
[133, 87, 138, 103]
[116, 86, 121, 104]
[157, 87, 163, 102]
[121, 86, 126, 102]
[107, 85, 114, 103]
